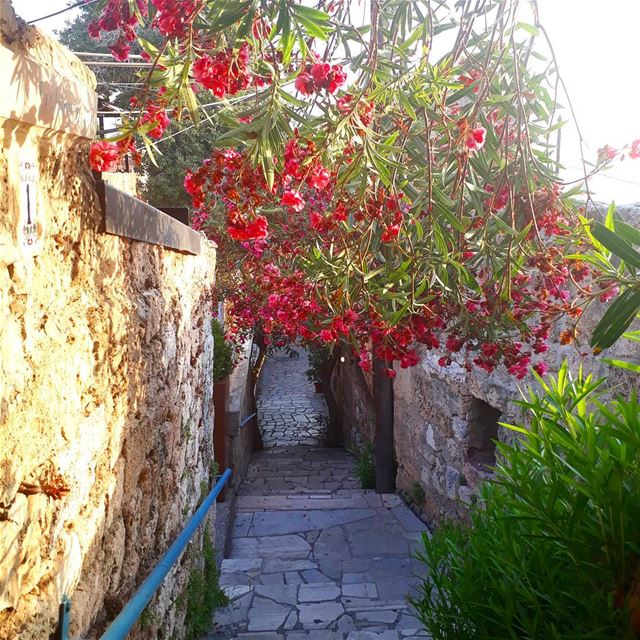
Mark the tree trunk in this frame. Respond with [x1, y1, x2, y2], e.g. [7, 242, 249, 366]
[373, 357, 396, 493]
[320, 352, 343, 447]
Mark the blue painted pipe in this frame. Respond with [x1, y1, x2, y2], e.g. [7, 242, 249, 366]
[100, 468, 232, 640]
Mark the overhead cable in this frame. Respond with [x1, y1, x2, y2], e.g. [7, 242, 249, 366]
[28, 0, 100, 24]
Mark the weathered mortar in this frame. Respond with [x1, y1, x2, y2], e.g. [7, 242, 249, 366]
[0, 2, 218, 638]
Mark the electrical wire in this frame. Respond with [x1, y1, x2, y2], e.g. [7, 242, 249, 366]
[28, 0, 100, 24]
[565, 164, 640, 189]
[75, 52, 146, 59]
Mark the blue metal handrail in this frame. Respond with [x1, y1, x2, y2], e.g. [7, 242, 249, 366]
[239, 412, 257, 427]
[58, 468, 232, 640]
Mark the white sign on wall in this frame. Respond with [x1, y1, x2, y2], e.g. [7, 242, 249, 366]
[18, 156, 44, 255]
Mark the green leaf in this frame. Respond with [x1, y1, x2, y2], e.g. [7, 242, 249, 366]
[602, 357, 640, 373]
[516, 22, 540, 36]
[591, 222, 640, 269]
[236, 1, 258, 41]
[295, 16, 331, 40]
[613, 217, 640, 247]
[604, 201, 616, 231]
[591, 288, 640, 350]
[291, 5, 330, 22]
[182, 83, 200, 125]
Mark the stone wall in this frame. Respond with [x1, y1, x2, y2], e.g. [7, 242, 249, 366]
[225, 339, 258, 499]
[331, 350, 376, 449]
[394, 204, 640, 525]
[0, 3, 219, 638]
[332, 200, 640, 526]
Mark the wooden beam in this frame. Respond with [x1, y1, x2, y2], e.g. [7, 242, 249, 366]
[100, 182, 201, 255]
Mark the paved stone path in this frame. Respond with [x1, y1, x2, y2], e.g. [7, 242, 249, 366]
[256, 348, 328, 448]
[207, 447, 431, 639]
[207, 348, 431, 639]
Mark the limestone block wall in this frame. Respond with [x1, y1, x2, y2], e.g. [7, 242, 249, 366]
[331, 350, 376, 448]
[0, 3, 218, 638]
[394, 205, 640, 525]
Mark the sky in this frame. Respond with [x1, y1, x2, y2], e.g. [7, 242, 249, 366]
[13, 0, 640, 205]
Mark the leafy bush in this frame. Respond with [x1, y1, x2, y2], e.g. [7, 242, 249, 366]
[412, 363, 640, 640]
[305, 344, 332, 383]
[179, 526, 229, 640]
[349, 441, 376, 490]
[212, 319, 234, 382]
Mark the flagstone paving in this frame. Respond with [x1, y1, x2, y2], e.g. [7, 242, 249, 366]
[207, 445, 432, 639]
[256, 347, 329, 448]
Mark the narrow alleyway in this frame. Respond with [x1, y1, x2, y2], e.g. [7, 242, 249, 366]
[256, 347, 329, 448]
[207, 350, 431, 640]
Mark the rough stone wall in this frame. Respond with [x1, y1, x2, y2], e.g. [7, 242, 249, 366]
[331, 350, 376, 448]
[394, 204, 640, 525]
[226, 339, 257, 497]
[0, 4, 219, 638]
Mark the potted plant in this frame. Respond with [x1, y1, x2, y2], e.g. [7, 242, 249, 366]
[212, 318, 234, 501]
[306, 344, 331, 393]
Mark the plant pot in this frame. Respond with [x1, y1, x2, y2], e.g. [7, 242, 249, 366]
[213, 377, 230, 501]
[314, 381, 324, 393]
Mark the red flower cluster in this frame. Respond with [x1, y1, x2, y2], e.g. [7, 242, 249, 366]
[141, 103, 170, 140]
[192, 44, 253, 98]
[88, 0, 147, 61]
[295, 63, 347, 95]
[459, 69, 482, 93]
[185, 136, 338, 242]
[464, 126, 486, 152]
[151, 0, 199, 37]
[89, 141, 120, 172]
[182, 120, 592, 382]
[89, 138, 140, 173]
[227, 214, 269, 241]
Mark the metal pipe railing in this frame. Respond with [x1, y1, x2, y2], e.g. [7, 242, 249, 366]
[240, 412, 257, 427]
[58, 468, 232, 640]
[100, 468, 232, 639]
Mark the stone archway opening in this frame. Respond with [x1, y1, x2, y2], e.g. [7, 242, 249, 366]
[466, 397, 501, 470]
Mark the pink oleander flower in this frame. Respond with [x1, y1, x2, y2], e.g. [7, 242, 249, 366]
[464, 127, 486, 152]
[89, 140, 119, 172]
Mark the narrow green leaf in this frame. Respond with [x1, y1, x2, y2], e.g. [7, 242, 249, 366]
[602, 357, 640, 373]
[591, 288, 640, 349]
[591, 222, 640, 269]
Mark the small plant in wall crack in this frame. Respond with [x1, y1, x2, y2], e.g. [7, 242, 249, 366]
[139, 606, 156, 631]
[407, 481, 426, 511]
[209, 460, 220, 484]
[305, 344, 333, 384]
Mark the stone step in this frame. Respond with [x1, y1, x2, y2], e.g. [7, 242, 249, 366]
[236, 494, 371, 511]
[208, 630, 430, 639]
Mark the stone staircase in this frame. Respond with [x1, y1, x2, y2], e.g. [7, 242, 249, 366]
[206, 446, 432, 640]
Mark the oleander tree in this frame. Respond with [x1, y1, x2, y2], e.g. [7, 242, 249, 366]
[86, 0, 639, 489]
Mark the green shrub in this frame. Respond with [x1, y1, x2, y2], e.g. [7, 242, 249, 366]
[212, 319, 234, 382]
[179, 526, 229, 640]
[412, 363, 640, 640]
[349, 441, 376, 490]
[305, 344, 332, 383]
